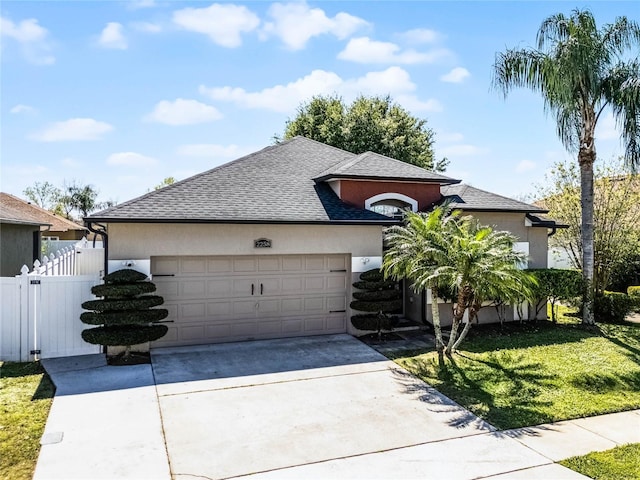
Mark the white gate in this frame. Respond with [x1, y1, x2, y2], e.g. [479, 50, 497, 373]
[0, 272, 101, 362]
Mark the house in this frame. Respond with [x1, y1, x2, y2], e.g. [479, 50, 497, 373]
[86, 136, 560, 348]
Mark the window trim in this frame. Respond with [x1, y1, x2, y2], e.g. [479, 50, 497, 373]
[364, 193, 418, 212]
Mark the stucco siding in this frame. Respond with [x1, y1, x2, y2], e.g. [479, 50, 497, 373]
[467, 212, 549, 268]
[107, 223, 384, 259]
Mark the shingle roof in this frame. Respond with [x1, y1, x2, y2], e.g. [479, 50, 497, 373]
[313, 151, 459, 184]
[439, 184, 547, 213]
[87, 136, 399, 224]
[0, 193, 87, 231]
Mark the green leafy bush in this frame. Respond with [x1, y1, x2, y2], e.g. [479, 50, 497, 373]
[82, 296, 164, 312]
[81, 324, 168, 346]
[594, 291, 636, 323]
[350, 299, 403, 313]
[526, 269, 583, 321]
[359, 269, 384, 281]
[628, 286, 640, 296]
[80, 309, 168, 326]
[103, 269, 148, 284]
[351, 268, 401, 336]
[352, 280, 396, 291]
[352, 289, 402, 301]
[91, 282, 156, 298]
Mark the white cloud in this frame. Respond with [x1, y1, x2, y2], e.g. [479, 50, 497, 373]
[176, 143, 254, 158]
[131, 21, 162, 33]
[172, 3, 260, 48]
[399, 28, 440, 44]
[98, 22, 128, 49]
[338, 37, 449, 65]
[596, 112, 619, 141]
[262, 2, 369, 50]
[0, 15, 55, 65]
[200, 66, 441, 114]
[4, 164, 49, 176]
[10, 104, 36, 114]
[516, 159, 537, 173]
[144, 99, 223, 125]
[30, 118, 113, 142]
[439, 144, 488, 156]
[107, 152, 158, 167]
[441, 67, 470, 83]
[437, 131, 464, 143]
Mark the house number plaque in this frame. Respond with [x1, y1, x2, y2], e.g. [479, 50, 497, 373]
[254, 238, 272, 248]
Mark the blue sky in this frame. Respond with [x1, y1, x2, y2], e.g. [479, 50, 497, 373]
[1, 1, 636, 206]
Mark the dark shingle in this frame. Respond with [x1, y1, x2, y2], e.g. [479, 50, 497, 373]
[314, 151, 459, 184]
[439, 184, 547, 213]
[88, 137, 397, 224]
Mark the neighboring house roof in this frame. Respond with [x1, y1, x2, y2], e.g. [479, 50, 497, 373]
[87, 136, 398, 225]
[0, 192, 86, 232]
[313, 151, 460, 184]
[439, 184, 547, 213]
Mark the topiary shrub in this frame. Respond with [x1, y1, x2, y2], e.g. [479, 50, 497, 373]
[628, 286, 640, 296]
[81, 269, 169, 362]
[350, 268, 401, 338]
[594, 291, 636, 324]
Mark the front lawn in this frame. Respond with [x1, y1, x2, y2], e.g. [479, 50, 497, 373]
[560, 443, 640, 480]
[393, 309, 640, 429]
[0, 362, 54, 480]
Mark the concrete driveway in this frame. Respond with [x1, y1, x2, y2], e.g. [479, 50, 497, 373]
[37, 334, 589, 479]
[150, 334, 551, 480]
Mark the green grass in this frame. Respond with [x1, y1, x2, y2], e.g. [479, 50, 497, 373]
[0, 362, 55, 480]
[560, 443, 640, 480]
[393, 307, 640, 429]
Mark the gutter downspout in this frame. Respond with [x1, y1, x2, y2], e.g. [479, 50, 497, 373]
[548, 227, 557, 237]
[85, 221, 108, 277]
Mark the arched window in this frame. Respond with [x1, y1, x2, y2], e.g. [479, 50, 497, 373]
[365, 193, 418, 219]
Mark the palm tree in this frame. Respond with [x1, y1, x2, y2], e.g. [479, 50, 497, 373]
[383, 207, 533, 355]
[493, 9, 640, 325]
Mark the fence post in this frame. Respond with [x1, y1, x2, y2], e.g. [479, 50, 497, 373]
[17, 266, 30, 362]
[27, 271, 42, 361]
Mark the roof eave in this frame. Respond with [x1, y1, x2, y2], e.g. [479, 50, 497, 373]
[314, 174, 461, 185]
[84, 217, 398, 226]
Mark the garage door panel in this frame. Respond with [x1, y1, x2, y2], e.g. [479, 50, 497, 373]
[208, 258, 232, 273]
[152, 258, 178, 275]
[181, 280, 206, 297]
[151, 254, 349, 347]
[282, 256, 303, 271]
[327, 255, 348, 271]
[233, 258, 257, 272]
[258, 257, 280, 272]
[155, 280, 179, 297]
[181, 258, 207, 274]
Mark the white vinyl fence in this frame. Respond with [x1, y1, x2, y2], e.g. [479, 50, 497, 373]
[1, 271, 101, 362]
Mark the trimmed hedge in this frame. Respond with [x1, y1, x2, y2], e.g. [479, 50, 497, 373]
[82, 324, 168, 346]
[353, 289, 402, 301]
[103, 269, 148, 284]
[628, 286, 640, 296]
[359, 269, 384, 282]
[352, 280, 396, 291]
[351, 314, 398, 332]
[91, 282, 156, 299]
[82, 295, 164, 312]
[594, 291, 636, 323]
[80, 309, 169, 326]
[350, 299, 403, 313]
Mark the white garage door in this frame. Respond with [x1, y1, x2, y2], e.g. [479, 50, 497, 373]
[150, 254, 349, 347]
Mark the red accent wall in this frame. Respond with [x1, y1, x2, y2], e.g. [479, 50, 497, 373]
[339, 180, 442, 211]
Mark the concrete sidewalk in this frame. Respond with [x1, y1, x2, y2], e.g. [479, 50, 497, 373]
[33, 338, 640, 480]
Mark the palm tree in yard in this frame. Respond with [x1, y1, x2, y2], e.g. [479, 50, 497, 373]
[493, 9, 640, 325]
[383, 207, 533, 356]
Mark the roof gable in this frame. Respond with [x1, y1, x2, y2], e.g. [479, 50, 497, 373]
[313, 151, 459, 184]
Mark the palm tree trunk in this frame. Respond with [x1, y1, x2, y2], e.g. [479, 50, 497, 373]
[579, 148, 596, 325]
[430, 287, 445, 353]
[446, 287, 469, 355]
[451, 302, 480, 352]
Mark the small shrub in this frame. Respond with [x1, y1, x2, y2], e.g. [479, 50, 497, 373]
[526, 269, 583, 321]
[594, 291, 636, 323]
[351, 268, 401, 336]
[628, 286, 640, 296]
